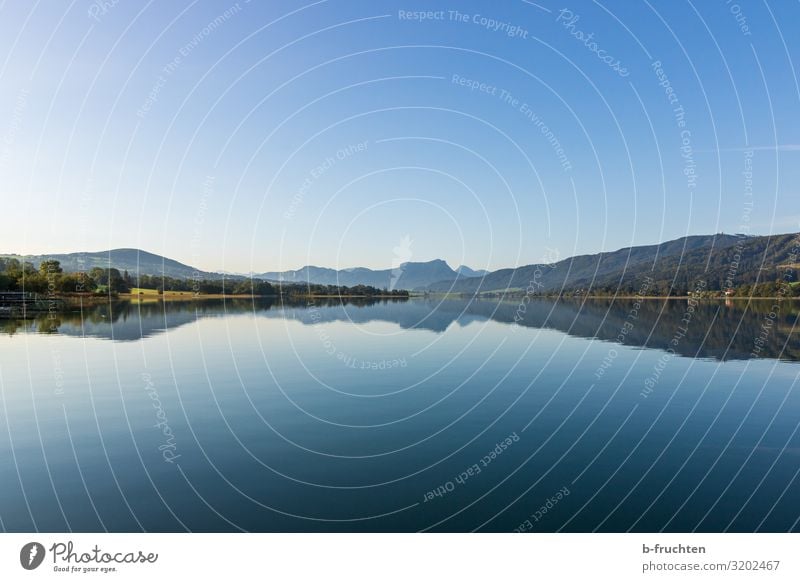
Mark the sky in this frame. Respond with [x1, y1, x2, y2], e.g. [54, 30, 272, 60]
[0, 0, 799, 273]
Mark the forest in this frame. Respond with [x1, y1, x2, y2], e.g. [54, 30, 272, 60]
[0, 258, 409, 298]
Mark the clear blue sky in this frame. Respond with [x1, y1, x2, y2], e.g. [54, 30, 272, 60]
[1, 0, 798, 273]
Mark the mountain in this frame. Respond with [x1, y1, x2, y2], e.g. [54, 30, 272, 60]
[8, 231, 797, 295]
[426, 233, 800, 295]
[456, 265, 489, 278]
[0, 248, 488, 290]
[257, 259, 484, 290]
[1, 248, 222, 279]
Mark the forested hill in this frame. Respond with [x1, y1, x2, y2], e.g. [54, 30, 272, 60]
[0, 248, 220, 279]
[427, 233, 800, 296]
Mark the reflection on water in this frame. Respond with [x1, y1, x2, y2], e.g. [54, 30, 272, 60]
[2, 296, 800, 533]
[4, 297, 799, 361]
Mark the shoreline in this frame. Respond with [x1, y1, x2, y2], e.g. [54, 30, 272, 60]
[423, 294, 798, 301]
[2, 292, 795, 309]
[15, 292, 409, 306]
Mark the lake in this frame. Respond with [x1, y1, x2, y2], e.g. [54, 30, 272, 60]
[1, 296, 799, 532]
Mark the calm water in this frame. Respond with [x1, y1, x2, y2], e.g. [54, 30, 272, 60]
[1, 297, 799, 532]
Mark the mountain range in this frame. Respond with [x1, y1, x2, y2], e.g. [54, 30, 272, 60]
[426, 232, 800, 295]
[1, 249, 489, 290]
[4, 232, 798, 293]
[255, 260, 484, 290]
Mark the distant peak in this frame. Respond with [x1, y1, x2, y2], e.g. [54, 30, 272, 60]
[456, 265, 490, 277]
[399, 258, 451, 268]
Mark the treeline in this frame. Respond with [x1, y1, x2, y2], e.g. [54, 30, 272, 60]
[0, 258, 275, 295]
[0, 258, 89, 293]
[134, 273, 276, 295]
[548, 278, 800, 298]
[566, 233, 800, 297]
[281, 283, 409, 297]
[0, 259, 409, 298]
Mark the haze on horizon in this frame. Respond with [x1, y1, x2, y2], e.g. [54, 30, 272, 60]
[1, 1, 799, 274]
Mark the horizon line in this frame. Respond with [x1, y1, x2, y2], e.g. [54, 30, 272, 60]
[3, 230, 797, 275]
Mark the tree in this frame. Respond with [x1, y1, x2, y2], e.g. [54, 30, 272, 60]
[88, 267, 129, 294]
[0, 273, 15, 291]
[107, 268, 129, 293]
[39, 260, 63, 275]
[89, 267, 106, 285]
[0, 258, 21, 276]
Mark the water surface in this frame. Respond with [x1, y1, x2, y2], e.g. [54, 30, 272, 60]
[1, 297, 799, 532]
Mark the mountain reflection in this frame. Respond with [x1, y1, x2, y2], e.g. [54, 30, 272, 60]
[2, 296, 798, 362]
